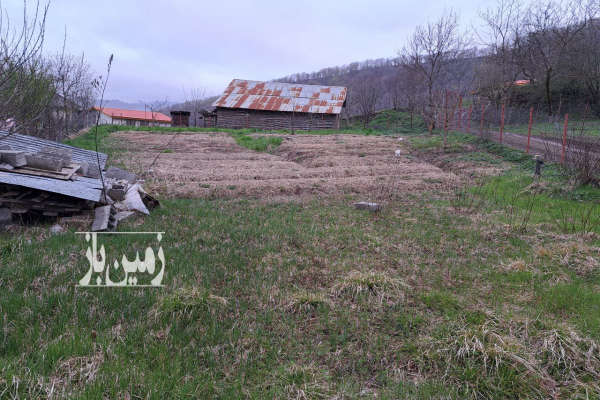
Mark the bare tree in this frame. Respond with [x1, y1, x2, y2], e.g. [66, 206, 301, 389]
[352, 77, 382, 128]
[0, 1, 53, 136]
[571, 18, 600, 115]
[515, 0, 593, 115]
[399, 11, 467, 131]
[476, 0, 523, 106]
[185, 87, 206, 126]
[387, 72, 403, 111]
[52, 49, 95, 139]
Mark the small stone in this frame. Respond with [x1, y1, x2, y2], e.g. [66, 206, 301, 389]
[107, 187, 127, 201]
[354, 202, 382, 212]
[395, 149, 402, 157]
[49, 224, 65, 234]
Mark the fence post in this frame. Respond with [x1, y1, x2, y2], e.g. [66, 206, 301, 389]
[457, 97, 463, 130]
[561, 113, 569, 164]
[444, 90, 448, 148]
[480, 103, 485, 135]
[467, 104, 472, 133]
[526, 107, 533, 154]
[499, 103, 505, 144]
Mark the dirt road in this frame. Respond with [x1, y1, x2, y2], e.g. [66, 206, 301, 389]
[474, 130, 595, 162]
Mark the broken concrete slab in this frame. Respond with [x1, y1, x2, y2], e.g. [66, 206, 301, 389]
[105, 166, 137, 184]
[91, 205, 117, 232]
[0, 150, 27, 167]
[39, 146, 72, 164]
[0, 162, 14, 170]
[354, 202, 382, 212]
[25, 154, 64, 171]
[85, 163, 101, 179]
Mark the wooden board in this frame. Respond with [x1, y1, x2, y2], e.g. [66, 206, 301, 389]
[0, 163, 81, 180]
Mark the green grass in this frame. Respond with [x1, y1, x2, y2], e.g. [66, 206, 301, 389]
[3, 126, 600, 397]
[366, 109, 427, 134]
[231, 133, 283, 152]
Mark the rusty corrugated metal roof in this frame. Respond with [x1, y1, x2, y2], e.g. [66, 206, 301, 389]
[212, 79, 347, 114]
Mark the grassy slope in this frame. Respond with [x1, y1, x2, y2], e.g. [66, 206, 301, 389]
[504, 119, 600, 138]
[2, 118, 600, 398]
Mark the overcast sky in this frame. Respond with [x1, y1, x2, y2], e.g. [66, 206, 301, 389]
[5, 0, 490, 103]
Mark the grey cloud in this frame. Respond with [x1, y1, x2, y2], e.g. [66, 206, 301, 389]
[4, 0, 485, 102]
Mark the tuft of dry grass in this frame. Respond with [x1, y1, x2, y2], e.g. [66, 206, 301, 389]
[49, 351, 104, 398]
[149, 287, 227, 320]
[332, 271, 407, 303]
[284, 290, 332, 314]
[419, 318, 600, 398]
[262, 362, 332, 399]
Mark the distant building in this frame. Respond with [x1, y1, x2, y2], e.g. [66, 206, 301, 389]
[92, 107, 172, 127]
[170, 110, 191, 127]
[212, 79, 347, 130]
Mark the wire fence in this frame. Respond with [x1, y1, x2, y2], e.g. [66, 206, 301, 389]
[432, 98, 600, 169]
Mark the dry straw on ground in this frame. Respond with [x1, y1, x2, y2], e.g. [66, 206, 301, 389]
[113, 132, 455, 200]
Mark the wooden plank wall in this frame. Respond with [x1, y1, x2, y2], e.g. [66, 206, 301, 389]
[215, 108, 339, 130]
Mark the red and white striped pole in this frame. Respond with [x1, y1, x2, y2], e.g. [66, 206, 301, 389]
[467, 104, 472, 133]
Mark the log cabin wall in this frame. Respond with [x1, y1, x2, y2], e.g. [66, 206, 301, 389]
[215, 108, 339, 130]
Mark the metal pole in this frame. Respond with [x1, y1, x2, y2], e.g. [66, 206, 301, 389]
[467, 104, 472, 133]
[526, 107, 533, 154]
[561, 113, 569, 164]
[480, 102, 485, 135]
[444, 90, 448, 148]
[457, 97, 463, 130]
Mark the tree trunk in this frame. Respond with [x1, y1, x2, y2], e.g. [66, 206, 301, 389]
[545, 69, 553, 116]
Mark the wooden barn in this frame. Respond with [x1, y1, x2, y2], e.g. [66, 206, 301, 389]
[212, 79, 347, 130]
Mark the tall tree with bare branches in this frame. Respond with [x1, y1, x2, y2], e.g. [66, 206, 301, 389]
[352, 77, 382, 128]
[515, 0, 594, 115]
[399, 11, 466, 131]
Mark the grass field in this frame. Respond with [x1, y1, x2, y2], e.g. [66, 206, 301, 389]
[2, 120, 600, 398]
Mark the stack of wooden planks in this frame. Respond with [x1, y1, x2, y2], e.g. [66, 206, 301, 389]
[0, 184, 93, 217]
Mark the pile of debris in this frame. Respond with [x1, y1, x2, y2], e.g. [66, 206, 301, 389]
[0, 131, 158, 231]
